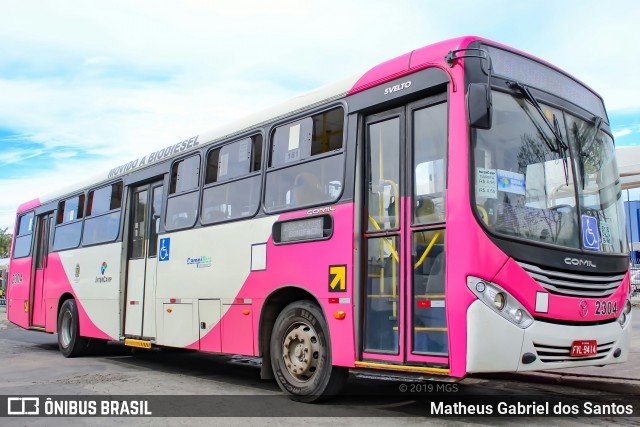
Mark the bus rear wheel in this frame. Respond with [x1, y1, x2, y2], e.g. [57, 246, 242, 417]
[57, 299, 88, 357]
[270, 300, 347, 402]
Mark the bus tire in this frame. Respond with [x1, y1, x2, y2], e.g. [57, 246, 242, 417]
[57, 299, 88, 358]
[270, 300, 347, 402]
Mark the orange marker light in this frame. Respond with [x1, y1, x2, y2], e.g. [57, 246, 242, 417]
[242, 310, 250, 315]
[166, 308, 172, 313]
[333, 311, 346, 320]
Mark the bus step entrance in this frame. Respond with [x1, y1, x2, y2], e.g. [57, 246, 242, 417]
[124, 339, 152, 350]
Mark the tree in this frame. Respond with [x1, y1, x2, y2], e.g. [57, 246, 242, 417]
[0, 228, 12, 258]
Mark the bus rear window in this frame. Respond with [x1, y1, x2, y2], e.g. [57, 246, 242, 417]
[17, 212, 34, 235]
[13, 211, 34, 258]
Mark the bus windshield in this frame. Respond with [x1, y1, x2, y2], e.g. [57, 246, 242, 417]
[473, 90, 626, 254]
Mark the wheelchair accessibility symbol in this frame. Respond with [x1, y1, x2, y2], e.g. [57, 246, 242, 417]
[159, 238, 171, 261]
[581, 215, 600, 251]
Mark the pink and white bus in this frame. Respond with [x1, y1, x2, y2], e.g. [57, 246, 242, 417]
[7, 36, 632, 401]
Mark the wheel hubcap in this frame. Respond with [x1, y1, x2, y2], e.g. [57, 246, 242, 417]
[281, 322, 322, 382]
[61, 311, 73, 348]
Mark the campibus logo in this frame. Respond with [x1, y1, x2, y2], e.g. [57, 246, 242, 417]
[101, 262, 108, 275]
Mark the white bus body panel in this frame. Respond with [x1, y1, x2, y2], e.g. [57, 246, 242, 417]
[57, 243, 122, 340]
[124, 259, 146, 337]
[143, 256, 158, 338]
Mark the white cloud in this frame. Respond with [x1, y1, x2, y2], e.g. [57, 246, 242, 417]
[0, 148, 45, 166]
[614, 129, 633, 138]
[49, 151, 78, 159]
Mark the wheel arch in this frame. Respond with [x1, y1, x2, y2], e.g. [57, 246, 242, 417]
[258, 285, 325, 380]
[57, 292, 75, 319]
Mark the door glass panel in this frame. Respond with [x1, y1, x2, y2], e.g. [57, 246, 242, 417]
[413, 103, 447, 224]
[362, 98, 449, 361]
[148, 186, 163, 257]
[412, 229, 447, 355]
[366, 118, 400, 232]
[364, 236, 400, 353]
[130, 190, 148, 259]
[35, 217, 48, 269]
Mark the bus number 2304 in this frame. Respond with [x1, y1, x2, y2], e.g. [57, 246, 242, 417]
[595, 300, 617, 316]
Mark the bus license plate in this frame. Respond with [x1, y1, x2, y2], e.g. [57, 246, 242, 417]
[570, 340, 597, 357]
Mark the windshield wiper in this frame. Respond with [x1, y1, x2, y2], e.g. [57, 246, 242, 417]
[509, 81, 569, 153]
[509, 81, 571, 186]
[577, 116, 603, 189]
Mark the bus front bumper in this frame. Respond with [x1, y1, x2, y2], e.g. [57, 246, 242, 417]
[466, 300, 631, 373]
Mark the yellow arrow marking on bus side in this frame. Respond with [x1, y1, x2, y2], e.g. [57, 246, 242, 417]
[329, 265, 346, 292]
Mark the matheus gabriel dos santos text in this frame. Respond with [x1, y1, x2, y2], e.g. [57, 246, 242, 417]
[430, 401, 634, 416]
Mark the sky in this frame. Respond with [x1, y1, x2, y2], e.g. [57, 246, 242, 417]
[1, 0, 639, 232]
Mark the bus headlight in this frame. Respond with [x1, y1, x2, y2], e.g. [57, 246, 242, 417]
[618, 313, 626, 326]
[513, 309, 523, 323]
[618, 299, 631, 328]
[467, 276, 534, 329]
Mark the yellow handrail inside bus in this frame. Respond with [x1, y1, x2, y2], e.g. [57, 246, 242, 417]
[367, 216, 399, 263]
[414, 230, 442, 270]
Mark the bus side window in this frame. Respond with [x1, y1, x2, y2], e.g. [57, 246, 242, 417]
[264, 107, 345, 212]
[53, 194, 85, 251]
[82, 182, 123, 246]
[165, 155, 200, 231]
[201, 135, 262, 224]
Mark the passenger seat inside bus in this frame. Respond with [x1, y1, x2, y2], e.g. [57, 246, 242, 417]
[291, 173, 323, 206]
[414, 244, 445, 292]
[415, 196, 440, 223]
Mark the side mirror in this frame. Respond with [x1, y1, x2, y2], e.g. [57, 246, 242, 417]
[468, 83, 492, 129]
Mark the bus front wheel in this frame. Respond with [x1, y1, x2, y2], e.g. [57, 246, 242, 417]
[270, 300, 347, 402]
[57, 299, 88, 357]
